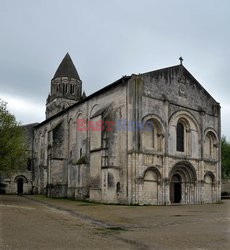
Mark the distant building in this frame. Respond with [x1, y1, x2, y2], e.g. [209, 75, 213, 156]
[2, 53, 221, 204]
[0, 123, 38, 194]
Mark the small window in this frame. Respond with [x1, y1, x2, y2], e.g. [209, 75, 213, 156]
[48, 131, 51, 144]
[116, 182, 121, 193]
[27, 158, 32, 171]
[177, 122, 184, 152]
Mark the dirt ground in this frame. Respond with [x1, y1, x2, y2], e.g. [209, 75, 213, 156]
[0, 195, 229, 250]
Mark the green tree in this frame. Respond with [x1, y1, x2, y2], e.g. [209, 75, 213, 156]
[221, 136, 230, 178]
[0, 99, 27, 175]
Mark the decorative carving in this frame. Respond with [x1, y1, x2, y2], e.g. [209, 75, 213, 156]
[179, 85, 187, 98]
[62, 79, 68, 85]
[54, 79, 60, 84]
[177, 67, 189, 98]
[70, 80, 76, 85]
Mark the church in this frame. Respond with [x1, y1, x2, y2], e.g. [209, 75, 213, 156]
[1, 53, 221, 205]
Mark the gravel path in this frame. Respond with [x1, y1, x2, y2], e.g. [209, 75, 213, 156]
[0, 195, 229, 250]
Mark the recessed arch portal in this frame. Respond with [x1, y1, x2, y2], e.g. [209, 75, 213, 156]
[169, 162, 197, 204]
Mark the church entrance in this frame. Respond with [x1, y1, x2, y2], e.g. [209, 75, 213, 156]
[169, 162, 197, 204]
[170, 174, 182, 203]
[17, 178, 24, 194]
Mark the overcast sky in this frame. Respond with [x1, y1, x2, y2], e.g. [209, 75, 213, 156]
[0, 0, 229, 140]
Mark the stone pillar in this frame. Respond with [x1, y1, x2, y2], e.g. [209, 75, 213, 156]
[163, 177, 170, 205]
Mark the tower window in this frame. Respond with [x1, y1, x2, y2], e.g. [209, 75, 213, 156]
[70, 84, 74, 94]
[27, 158, 32, 171]
[176, 122, 184, 152]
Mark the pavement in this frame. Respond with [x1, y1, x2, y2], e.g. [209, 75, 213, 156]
[0, 195, 229, 250]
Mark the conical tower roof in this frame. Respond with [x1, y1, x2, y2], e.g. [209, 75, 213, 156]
[53, 53, 80, 80]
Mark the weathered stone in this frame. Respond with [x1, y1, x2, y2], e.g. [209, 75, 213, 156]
[1, 54, 221, 205]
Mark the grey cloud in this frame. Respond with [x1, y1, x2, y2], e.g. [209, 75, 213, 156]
[0, 0, 229, 138]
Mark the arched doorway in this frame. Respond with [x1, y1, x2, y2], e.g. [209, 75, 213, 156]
[15, 175, 28, 195]
[169, 162, 197, 204]
[170, 174, 182, 203]
[17, 178, 24, 194]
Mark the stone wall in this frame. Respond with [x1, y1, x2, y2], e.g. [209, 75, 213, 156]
[34, 65, 221, 205]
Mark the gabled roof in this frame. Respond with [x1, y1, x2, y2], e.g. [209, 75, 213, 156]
[36, 63, 218, 129]
[140, 64, 218, 104]
[53, 53, 80, 80]
[35, 75, 130, 128]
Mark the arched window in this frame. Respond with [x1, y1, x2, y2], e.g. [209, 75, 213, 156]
[142, 118, 163, 152]
[169, 111, 199, 157]
[143, 119, 154, 148]
[205, 134, 212, 156]
[177, 122, 184, 152]
[76, 113, 84, 161]
[27, 158, 32, 171]
[204, 131, 218, 159]
[70, 84, 73, 94]
[68, 118, 74, 156]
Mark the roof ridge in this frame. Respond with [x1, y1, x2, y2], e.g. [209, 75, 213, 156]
[140, 64, 181, 76]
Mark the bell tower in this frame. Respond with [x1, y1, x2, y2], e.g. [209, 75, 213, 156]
[46, 53, 83, 119]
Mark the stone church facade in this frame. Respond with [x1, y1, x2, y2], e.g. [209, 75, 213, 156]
[2, 53, 221, 205]
[0, 123, 37, 195]
[31, 53, 221, 205]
